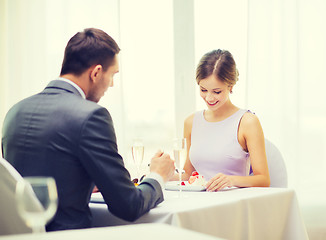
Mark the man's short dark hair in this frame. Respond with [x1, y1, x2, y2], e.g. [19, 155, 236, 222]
[60, 28, 120, 76]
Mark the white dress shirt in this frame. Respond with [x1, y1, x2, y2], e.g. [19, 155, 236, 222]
[56, 77, 86, 99]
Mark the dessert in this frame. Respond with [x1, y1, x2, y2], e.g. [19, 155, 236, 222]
[187, 171, 207, 186]
[165, 171, 206, 191]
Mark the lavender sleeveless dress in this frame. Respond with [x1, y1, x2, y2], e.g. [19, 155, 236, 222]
[189, 109, 250, 181]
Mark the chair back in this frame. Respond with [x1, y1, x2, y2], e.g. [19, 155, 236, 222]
[249, 139, 288, 187]
[265, 139, 288, 187]
[0, 158, 45, 235]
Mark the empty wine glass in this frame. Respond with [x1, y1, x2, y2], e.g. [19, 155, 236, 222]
[173, 138, 187, 194]
[16, 177, 58, 233]
[132, 139, 144, 181]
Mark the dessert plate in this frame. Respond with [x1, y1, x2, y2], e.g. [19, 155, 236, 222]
[165, 181, 206, 192]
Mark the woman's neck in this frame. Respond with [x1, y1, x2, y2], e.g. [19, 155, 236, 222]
[204, 101, 239, 122]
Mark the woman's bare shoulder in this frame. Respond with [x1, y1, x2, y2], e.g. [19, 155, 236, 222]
[241, 111, 261, 127]
[240, 111, 264, 140]
[185, 113, 195, 125]
[184, 113, 196, 133]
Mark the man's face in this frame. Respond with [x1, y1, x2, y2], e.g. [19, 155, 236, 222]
[87, 55, 119, 103]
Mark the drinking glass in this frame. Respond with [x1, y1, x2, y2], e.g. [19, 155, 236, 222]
[16, 177, 58, 233]
[173, 138, 187, 193]
[131, 139, 144, 180]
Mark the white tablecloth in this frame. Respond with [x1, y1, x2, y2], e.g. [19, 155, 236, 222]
[0, 223, 224, 240]
[90, 187, 309, 240]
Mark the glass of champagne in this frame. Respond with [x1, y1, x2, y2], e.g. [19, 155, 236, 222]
[173, 138, 187, 193]
[132, 139, 144, 181]
[16, 177, 58, 233]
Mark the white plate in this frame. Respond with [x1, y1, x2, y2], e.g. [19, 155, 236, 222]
[165, 181, 206, 192]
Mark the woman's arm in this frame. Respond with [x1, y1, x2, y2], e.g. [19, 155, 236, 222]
[206, 112, 270, 191]
[233, 112, 270, 187]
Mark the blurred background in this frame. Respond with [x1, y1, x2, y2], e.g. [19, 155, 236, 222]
[1, 0, 326, 207]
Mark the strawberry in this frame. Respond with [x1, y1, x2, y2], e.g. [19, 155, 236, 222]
[191, 171, 199, 176]
[181, 181, 186, 186]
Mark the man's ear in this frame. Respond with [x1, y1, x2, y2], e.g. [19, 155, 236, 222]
[89, 65, 103, 83]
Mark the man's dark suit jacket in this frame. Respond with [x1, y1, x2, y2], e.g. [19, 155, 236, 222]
[1, 80, 163, 231]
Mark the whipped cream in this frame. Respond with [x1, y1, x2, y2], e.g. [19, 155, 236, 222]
[188, 174, 207, 186]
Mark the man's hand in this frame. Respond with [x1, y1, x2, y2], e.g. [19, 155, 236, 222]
[150, 150, 175, 182]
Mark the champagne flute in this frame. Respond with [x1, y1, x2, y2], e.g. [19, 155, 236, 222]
[132, 139, 144, 181]
[173, 138, 187, 194]
[16, 177, 58, 233]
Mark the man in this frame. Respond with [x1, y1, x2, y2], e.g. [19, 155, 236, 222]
[1, 28, 175, 231]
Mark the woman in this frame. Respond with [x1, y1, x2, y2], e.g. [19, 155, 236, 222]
[181, 49, 270, 191]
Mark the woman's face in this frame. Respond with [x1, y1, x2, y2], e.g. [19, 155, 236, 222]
[199, 75, 232, 111]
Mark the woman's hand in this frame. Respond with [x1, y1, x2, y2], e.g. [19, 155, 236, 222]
[206, 173, 233, 192]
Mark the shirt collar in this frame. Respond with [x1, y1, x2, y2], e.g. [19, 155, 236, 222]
[56, 77, 86, 99]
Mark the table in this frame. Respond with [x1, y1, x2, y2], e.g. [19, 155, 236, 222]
[90, 187, 309, 240]
[0, 223, 224, 240]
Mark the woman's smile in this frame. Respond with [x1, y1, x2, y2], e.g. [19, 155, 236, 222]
[207, 100, 219, 107]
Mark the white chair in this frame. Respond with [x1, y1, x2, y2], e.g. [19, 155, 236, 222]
[250, 139, 288, 188]
[264, 139, 288, 188]
[0, 158, 45, 235]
